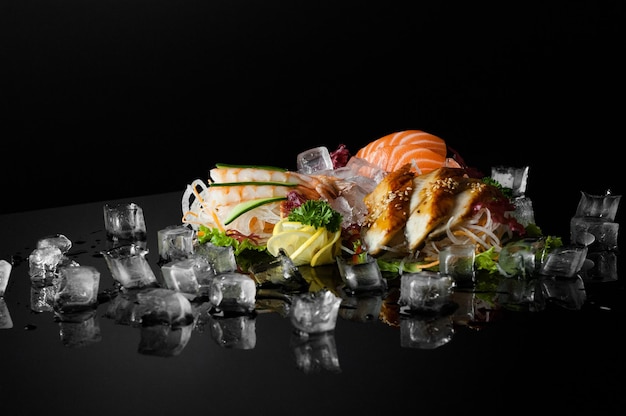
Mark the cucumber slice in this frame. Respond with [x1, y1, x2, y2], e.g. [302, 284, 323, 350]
[224, 196, 288, 225]
[215, 163, 287, 172]
[210, 181, 298, 187]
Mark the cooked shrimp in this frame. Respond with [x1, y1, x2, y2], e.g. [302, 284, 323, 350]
[182, 164, 346, 243]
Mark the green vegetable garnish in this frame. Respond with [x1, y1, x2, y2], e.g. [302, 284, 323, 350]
[287, 200, 343, 233]
[482, 177, 513, 199]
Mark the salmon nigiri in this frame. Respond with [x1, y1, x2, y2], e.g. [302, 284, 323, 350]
[355, 130, 460, 174]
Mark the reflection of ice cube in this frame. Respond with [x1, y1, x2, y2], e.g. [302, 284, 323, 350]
[290, 331, 341, 374]
[290, 289, 342, 334]
[336, 255, 386, 294]
[494, 278, 542, 312]
[104, 293, 142, 326]
[0, 259, 12, 297]
[161, 255, 215, 297]
[135, 288, 195, 327]
[195, 243, 237, 274]
[157, 225, 195, 263]
[0, 298, 13, 329]
[297, 146, 334, 174]
[209, 314, 257, 349]
[575, 190, 621, 221]
[338, 293, 383, 323]
[209, 273, 256, 313]
[30, 284, 57, 313]
[53, 265, 101, 312]
[398, 271, 453, 313]
[101, 243, 158, 289]
[539, 245, 588, 277]
[438, 244, 476, 287]
[580, 251, 618, 282]
[37, 233, 72, 254]
[138, 323, 194, 357]
[248, 249, 309, 292]
[55, 309, 102, 348]
[570, 217, 619, 251]
[400, 314, 454, 349]
[491, 165, 529, 197]
[537, 276, 586, 310]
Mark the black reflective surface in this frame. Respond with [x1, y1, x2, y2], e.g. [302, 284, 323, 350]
[1, 191, 625, 414]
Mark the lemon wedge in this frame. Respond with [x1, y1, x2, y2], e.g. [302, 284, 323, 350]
[266, 231, 314, 258]
[272, 219, 316, 235]
[310, 230, 342, 267]
[289, 227, 326, 265]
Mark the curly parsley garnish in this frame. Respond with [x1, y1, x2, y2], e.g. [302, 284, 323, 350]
[287, 200, 343, 232]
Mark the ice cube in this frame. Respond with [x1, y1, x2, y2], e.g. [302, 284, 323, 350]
[53, 265, 101, 312]
[195, 242, 237, 274]
[570, 217, 619, 251]
[0, 298, 13, 329]
[28, 246, 64, 284]
[511, 196, 536, 226]
[575, 190, 621, 221]
[0, 259, 12, 297]
[138, 322, 194, 357]
[161, 255, 215, 297]
[336, 254, 386, 294]
[297, 146, 334, 174]
[398, 271, 454, 313]
[37, 233, 72, 254]
[491, 165, 529, 197]
[290, 331, 341, 374]
[539, 245, 588, 278]
[208, 314, 257, 349]
[438, 243, 476, 287]
[208, 272, 257, 313]
[101, 243, 158, 290]
[135, 288, 195, 327]
[289, 288, 342, 334]
[157, 225, 195, 263]
[399, 314, 454, 349]
[103, 202, 147, 242]
[497, 238, 548, 278]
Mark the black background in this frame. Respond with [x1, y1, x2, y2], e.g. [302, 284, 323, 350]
[2, 1, 624, 234]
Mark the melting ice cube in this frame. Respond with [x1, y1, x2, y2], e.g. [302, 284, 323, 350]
[161, 255, 215, 297]
[398, 271, 454, 313]
[101, 243, 158, 289]
[0, 259, 12, 297]
[53, 265, 101, 312]
[289, 288, 342, 334]
[297, 146, 334, 174]
[208, 272, 256, 313]
[157, 225, 195, 263]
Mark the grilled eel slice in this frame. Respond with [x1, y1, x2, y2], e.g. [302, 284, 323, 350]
[428, 177, 501, 238]
[404, 167, 467, 252]
[361, 163, 415, 256]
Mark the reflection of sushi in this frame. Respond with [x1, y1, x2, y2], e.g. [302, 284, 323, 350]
[355, 130, 461, 174]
